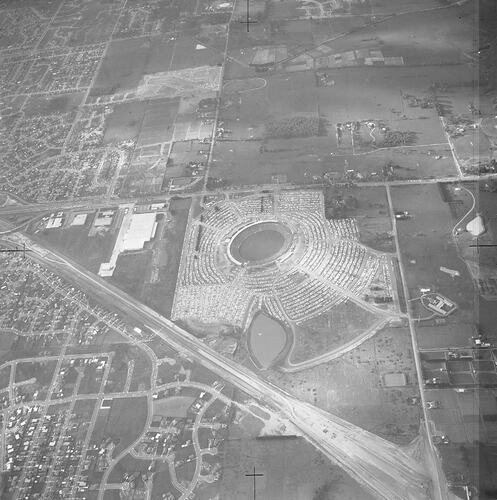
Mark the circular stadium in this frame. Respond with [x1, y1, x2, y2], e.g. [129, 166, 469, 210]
[228, 221, 293, 266]
[172, 190, 390, 330]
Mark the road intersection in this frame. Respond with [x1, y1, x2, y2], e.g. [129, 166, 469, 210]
[2, 230, 440, 500]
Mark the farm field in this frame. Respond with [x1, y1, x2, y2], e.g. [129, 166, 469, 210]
[212, 60, 474, 188]
[91, 36, 223, 98]
[339, 185, 394, 251]
[262, 325, 422, 444]
[23, 93, 85, 117]
[210, 138, 329, 185]
[316, 66, 470, 124]
[103, 98, 179, 146]
[391, 183, 476, 316]
[320, 4, 474, 65]
[0, 0, 492, 498]
[220, 71, 318, 139]
[289, 300, 377, 364]
[475, 190, 497, 339]
[219, 431, 375, 500]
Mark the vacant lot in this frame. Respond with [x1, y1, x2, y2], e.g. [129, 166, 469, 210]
[24, 93, 85, 117]
[0, 366, 10, 390]
[105, 396, 149, 456]
[316, 66, 463, 141]
[213, 61, 466, 187]
[475, 190, 497, 338]
[153, 396, 196, 418]
[416, 323, 475, 350]
[391, 184, 476, 321]
[211, 137, 330, 185]
[32, 215, 117, 274]
[289, 300, 377, 364]
[151, 460, 180, 499]
[331, 145, 457, 180]
[92, 36, 222, 97]
[14, 360, 57, 385]
[104, 98, 179, 146]
[325, 185, 394, 250]
[265, 326, 421, 444]
[220, 432, 374, 500]
[211, 139, 458, 186]
[142, 197, 191, 318]
[107, 453, 151, 483]
[370, 0, 454, 15]
[111, 251, 150, 299]
[220, 71, 318, 140]
[320, 4, 474, 65]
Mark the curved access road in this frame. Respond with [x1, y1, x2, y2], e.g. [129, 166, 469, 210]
[284, 316, 392, 372]
[3, 232, 434, 500]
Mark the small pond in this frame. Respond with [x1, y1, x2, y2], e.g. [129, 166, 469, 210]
[248, 313, 288, 369]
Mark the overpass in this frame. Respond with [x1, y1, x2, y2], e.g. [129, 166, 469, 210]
[2, 232, 435, 499]
[0, 173, 493, 218]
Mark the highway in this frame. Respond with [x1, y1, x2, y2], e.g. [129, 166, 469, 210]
[386, 185, 452, 500]
[0, 173, 493, 218]
[2, 231, 434, 500]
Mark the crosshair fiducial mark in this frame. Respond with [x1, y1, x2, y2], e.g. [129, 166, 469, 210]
[245, 466, 264, 500]
[0, 243, 31, 258]
[469, 238, 497, 253]
[239, 0, 258, 32]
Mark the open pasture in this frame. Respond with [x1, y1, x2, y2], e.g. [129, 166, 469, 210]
[92, 36, 222, 97]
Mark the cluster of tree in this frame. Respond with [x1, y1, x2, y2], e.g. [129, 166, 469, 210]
[482, 178, 497, 192]
[378, 130, 417, 147]
[405, 94, 434, 109]
[324, 189, 358, 219]
[381, 160, 400, 180]
[265, 115, 320, 139]
[466, 158, 497, 175]
[206, 176, 229, 189]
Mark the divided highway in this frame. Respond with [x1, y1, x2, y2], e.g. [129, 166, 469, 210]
[3, 232, 434, 499]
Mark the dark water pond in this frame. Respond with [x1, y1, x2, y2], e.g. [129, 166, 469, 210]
[248, 313, 287, 368]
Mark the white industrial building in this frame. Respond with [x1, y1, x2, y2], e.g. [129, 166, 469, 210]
[99, 210, 157, 277]
[122, 213, 158, 251]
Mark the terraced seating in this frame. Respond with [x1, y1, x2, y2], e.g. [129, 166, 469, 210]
[277, 277, 342, 321]
[240, 267, 279, 293]
[173, 189, 392, 327]
[236, 197, 264, 217]
[172, 284, 250, 327]
[192, 252, 225, 285]
[298, 240, 329, 275]
[350, 255, 379, 293]
[328, 218, 359, 239]
[278, 191, 324, 215]
[262, 296, 286, 322]
[182, 225, 225, 285]
[202, 203, 239, 229]
[261, 196, 274, 214]
[273, 270, 307, 296]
